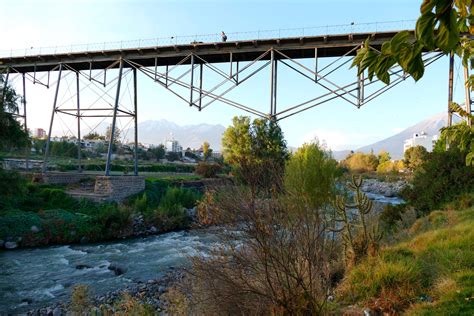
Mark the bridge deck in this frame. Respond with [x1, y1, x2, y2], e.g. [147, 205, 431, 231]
[0, 31, 410, 73]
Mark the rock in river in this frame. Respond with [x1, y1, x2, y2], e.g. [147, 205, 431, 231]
[108, 264, 127, 276]
[4, 241, 18, 249]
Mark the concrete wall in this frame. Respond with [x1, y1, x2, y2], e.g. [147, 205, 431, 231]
[94, 176, 145, 201]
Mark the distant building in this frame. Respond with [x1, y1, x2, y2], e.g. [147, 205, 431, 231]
[403, 131, 438, 153]
[165, 139, 182, 153]
[31, 128, 46, 139]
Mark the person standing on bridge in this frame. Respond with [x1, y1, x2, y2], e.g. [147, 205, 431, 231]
[221, 31, 227, 42]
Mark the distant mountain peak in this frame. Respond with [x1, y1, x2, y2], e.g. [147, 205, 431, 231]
[333, 112, 448, 160]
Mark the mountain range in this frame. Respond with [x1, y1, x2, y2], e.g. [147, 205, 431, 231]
[332, 112, 448, 160]
[53, 112, 450, 157]
[128, 120, 226, 150]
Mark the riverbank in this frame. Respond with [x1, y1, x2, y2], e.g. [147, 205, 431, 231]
[0, 175, 204, 250]
[26, 268, 185, 315]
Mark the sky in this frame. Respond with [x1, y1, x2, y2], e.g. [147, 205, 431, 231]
[0, 0, 467, 151]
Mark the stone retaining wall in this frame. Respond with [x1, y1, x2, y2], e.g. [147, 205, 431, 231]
[94, 176, 146, 201]
[32, 172, 93, 185]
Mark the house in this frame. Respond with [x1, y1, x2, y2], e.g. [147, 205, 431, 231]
[403, 132, 438, 153]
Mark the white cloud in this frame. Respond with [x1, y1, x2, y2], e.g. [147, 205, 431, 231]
[302, 129, 379, 151]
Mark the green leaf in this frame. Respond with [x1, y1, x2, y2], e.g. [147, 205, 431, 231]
[407, 53, 425, 81]
[377, 71, 390, 84]
[381, 41, 392, 55]
[397, 43, 414, 71]
[435, 9, 460, 52]
[416, 12, 436, 49]
[390, 30, 412, 52]
[359, 50, 378, 76]
[351, 47, 367, 68]
[420, 0, 435, 14]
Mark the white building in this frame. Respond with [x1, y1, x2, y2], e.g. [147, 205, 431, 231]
[30, 128, 46, 139]
[403, 131, 438, 153]
[165, 139, 182, 153]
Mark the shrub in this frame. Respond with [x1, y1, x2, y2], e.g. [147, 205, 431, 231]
[379, 203, 408, 230]
[341, 152, 379, 173]
[401, 149, 474, 215]
[194, 162, 222, 178]
[179, 186, 337, 315]
[284, 142, 338, 210]
[159, 186, 200, 212]
[69, 285, 92, 314]
[0, 168, 27, 209]
[404, 145, 428, 172]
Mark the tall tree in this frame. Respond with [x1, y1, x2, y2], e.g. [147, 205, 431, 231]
[202, 141, 212, 161]
[105, 125, 121, 145]
[222, 116, 289, 195]
[0, 75, 29, 151]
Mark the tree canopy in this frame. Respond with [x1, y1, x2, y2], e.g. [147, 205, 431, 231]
[0, 75, 29, 151]
[222, 116, 289, 194]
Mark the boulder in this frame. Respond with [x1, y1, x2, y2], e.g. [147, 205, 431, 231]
[108, 264, 127, 276]
[31, 225, 41, 233]
[4, 241, 18, 249]
[75, 264, 93, 270]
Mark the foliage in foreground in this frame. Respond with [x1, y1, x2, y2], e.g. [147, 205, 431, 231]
[179, 186, 339, 315]
[401, 149, 474, 215]
[338, 207, 474, 315]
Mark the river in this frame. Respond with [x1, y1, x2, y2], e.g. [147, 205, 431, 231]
[0, 193, 403, 314]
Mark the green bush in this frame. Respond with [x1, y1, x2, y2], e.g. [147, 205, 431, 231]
[194, 162, 222, 178]
[284, 142, 338, 209]
[159, 186, 200, 213]
[401, 149, 474, 215]
[0, 168, 27, 209]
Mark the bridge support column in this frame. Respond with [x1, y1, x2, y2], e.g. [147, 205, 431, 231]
[76, 71, 82, 173]
[43, 64, 63, 173]
[22, 73, 29, 170]
[133, 67, 139, 176]
[269, 49, 277, 117]
[105, 58, 124, 176]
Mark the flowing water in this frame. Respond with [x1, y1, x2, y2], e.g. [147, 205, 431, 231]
[0, 192, 402, 314]
[0, 229, 222, 314]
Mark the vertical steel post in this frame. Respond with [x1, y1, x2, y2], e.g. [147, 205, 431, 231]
[314, 48, 318, 82]
[43, 64, 63, 173]
[133, 67, 139, 176]
[464, 64, 472, 127]
[270, 49, 275, 116]
[273, 59, 278, 116]
[236, 61, 239, 84]
[199, 63, 203, 110]
[165, 65, 169, 87]
[229, 52, 233, 78]
[448, 52, 454, 127]
[22, 73, 29, 170]
[105, 59, 124, 176]
[76, 71, 82, 173]
[189, 54, 194, 106]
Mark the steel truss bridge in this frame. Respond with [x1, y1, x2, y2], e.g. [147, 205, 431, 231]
[0, 30, 468, 175]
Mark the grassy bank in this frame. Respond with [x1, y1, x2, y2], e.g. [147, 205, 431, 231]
[338, 206, 474, 315]
[0, 174, 202, 249]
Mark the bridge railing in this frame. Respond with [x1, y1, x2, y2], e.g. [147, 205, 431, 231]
[0, 20, 415, 59]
